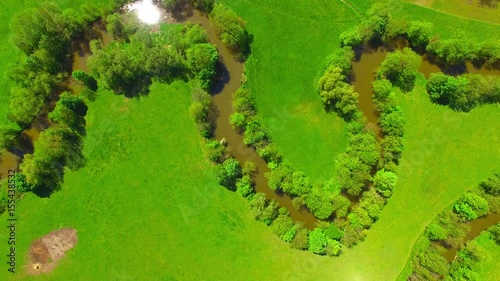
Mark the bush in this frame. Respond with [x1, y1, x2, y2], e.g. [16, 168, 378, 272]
[236, 175, 254, 198]
[324, 224, 344, 240]
[270, 215, 296, 242]
[453, 192, 489, 220]
[376, 48, 421, 92]
[186, 43, 218, 90]
[326, 239, 342, 257]
[489, 223, 500, 245]
[291, 224, 309, 250]
[214, 158, 242, 190]
[205, 140, 226, 163]
[247, 193, 278, 225]
[317, 66, 359, 120]
[308, 228, 328, 254]
[373, 169, 397, 198]
[209, 3, 249, 57]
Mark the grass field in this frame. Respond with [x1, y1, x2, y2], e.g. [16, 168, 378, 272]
[474, 230, 500, 280]
[407, 0, 500, 24]
[0, 81, 309, 281]
[1, 1, 500, 280]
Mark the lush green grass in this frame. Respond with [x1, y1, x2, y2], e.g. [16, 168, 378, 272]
[407, 0, 500, 25]
[0, 81, 304, 280]
[474, 230, 500, 280]
[0, 0, 113, 125]
[219, 0, 362, 183]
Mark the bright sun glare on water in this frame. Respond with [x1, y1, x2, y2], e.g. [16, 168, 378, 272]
[127, 0, 161, 25]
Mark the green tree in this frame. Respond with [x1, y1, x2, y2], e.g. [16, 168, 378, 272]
[215, 158, 242, 190]
[373, 169, 397, 198]
[209, 3, 249, 56]
[49, 92, 87, 134]
[236, 175, 253, 198]
[305, 189, 333, 220]
[326, 239, 342, 257]
[454, 192, 489, 220]
[106, 13, 126, 40]
[377, 48, 421, 92]
[317, 66, 359, 120]
[0, 123, 21, 150]
[291, 224, 309, 250]
[406, 21, 433, 48]
[335, 154, 371, 197]
[186, 43, 218, 90]
[8, 87, 44, 126]
[270, 215, 295, 241]
[72, 70, 98, 91]
[308, 228, 328, 254]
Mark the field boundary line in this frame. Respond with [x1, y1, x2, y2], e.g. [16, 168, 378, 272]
[406, 2, 500, 26]
[239, 0, 360, 24]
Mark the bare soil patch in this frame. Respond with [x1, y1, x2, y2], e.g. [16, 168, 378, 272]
[27, 228, 78, 275]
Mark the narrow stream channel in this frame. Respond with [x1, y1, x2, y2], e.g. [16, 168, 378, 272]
[182, 10, 318, 229]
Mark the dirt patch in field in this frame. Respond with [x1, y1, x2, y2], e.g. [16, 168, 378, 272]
[27, 228, 78, 275]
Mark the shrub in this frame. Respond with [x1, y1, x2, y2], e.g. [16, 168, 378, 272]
[453, 192, 489, 221]
[373, 169, 397, 198]
[308, 228, 328, 254]
[209, 3, 249, 57]
[376, 48, 421, 92]
[214, 158, 242, 190]
[291, 224, 309, 250]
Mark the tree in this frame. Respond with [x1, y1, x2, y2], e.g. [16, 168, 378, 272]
[373, 169, 397, 198]
[427, 38, 477, 65]
[106, 13, 126, 40]
[186, 43, 218, 90]
[326, 239, 342, 257]
[454, 192, 489, 220]
[308, 228, 328, 254]
[270, 215, 296, 242]
[339, 27, 363, 48]
[305, 189, 333, 220]
[291, 224, 309, 250]
[247, 193, 278, 225]
[332, 194, 350, 219]
[324, 224, 344, 240]
[376, 48, 421, 92]
[317, 66, 359, 120]
[0, 123, 21, 150]
[489, 223, 500, 245]
[406, 21, 433, 48]
[48, 92, 88, 135]
[8, 87, 44, 126]
[236, 175, 253, 198]
[335, 154, 371, 196]
[193, 0, 215, 12]
[215, 158, 242, 190]
[325, 47, 356, 76]
[72, 70, 98, 91]
[209, 3, 249, 56]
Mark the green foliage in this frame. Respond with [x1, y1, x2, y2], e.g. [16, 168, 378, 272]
[305, 188, 333, 220]
[324, 224, 344, 240]
[406, 21, 433, 48]
[186, 43, 218, 90]
[332, 194, 350, 219]
[8, 87, 44, 126]
[308, 228, 328, 254]
[13, 173, 34, 193]
[339, 27, 363, 48]
[341, 225, 365, 248]
[317, 65, 359, 120]
[335, 154, 371, 197]
[411, 245, 450, 280]
[325, 47, 355, 76]
[426, 222, 448, 241]
[189, 88, 212, 137]
[270, 215, 296, 242]
[215, 158, 242, 190]
[447, 241, 488, 281]
[373, 169, 397, 198]
[427, 38, 478, 64]
[72, 70, 98, 91]
[326, 239, 342, 257]
[205, 140, 226, 163]
[193, 0, 215, 12]
[243, 120, 269, 147]
[376, 48, 421, 92]
[210, 3, 249, 57]
[236, 175, 254, 198]
[106, 13, 126, 40]
[489, 223, 500, 245]
[0, 122, 21, 150]
[247, 193, 278, 225]
[49, 92, 87, 134]
[453, 192, 489, 220]
[10, 3, 72, 59]
[291, 224, 309, 250]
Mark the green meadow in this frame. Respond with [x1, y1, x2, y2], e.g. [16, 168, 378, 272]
[0, 0, 499, 280]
